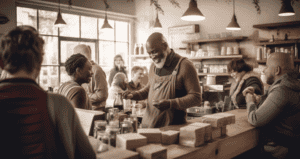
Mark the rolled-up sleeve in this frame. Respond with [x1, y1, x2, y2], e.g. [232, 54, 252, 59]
[247, 86, 288, 127]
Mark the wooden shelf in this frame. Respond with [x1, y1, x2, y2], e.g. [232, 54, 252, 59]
[253, 21, 300, 29]
[254, 39, 300, 46]
[257, 59, 300, 64]
[182, 36, 248, 44]
[189, 55, 243, 61]
[197, 73, 231, 76]
[131, 55, 149, 58]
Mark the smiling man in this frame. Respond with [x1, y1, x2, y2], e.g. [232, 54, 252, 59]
[57, 53, 93, 110]
[123, 32, 201, 128]
[244, 52, 300, 158]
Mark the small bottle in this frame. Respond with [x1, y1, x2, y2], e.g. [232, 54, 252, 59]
[186, 44, 191, 54]
[121, 123, 129, 134]
[114, 93, 124, 112]
[140, 44, 144, 55]
[131, 114, 138, 133]
[135, 44, 139, 55]
[295, 44, 298, 59]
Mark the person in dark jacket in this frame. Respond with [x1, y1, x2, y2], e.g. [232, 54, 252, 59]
[0, 26, 95, 159]
[224, 58, 264, 111]
[108, 54, 127, 87]
[244, 52, 300, 159]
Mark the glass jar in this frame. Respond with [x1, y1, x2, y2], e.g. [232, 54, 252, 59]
[94, 120, 107, 139]
[106, 125, 120, 147]
[97, 132, 109, 153]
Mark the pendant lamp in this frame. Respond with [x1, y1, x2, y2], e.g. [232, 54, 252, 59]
[181, 0, 205, 21]
[153, 11, 162, 29]
[226, 0, 241, 30]
[101, 6, 113, 30]
[278, 0, 295, 16]
[54, 0, 66, 27]
[0, 13, 9, 24]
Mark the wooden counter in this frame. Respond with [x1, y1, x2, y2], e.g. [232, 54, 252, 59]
[91, 109, 259, 159]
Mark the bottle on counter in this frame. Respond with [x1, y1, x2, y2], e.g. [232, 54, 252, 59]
[114, 93, 124, 112]
[140, 44, 144, 55]
[135, 43, 139, 55]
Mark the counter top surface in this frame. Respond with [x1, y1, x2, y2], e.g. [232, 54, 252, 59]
[90, 109, 259, 159]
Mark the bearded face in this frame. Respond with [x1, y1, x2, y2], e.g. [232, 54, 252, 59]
[146, 42, 168, 69]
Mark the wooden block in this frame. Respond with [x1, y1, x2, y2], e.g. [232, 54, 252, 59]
[179, 126, 205, 147]
[215, 113, 236, 125]
[221, 126, 227, 136]
[211, 127, 221, 140]
[201, 114, 227, 127]
[136, 144, 167, 159]
[138, 128, 162, 143]
[97, 147, 139, 159]
[116, 133, 147, 151]
[189, 122, 212, 142]
[161, 130, 179, 145]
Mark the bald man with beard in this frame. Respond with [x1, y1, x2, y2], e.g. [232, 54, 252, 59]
[244, 52, 300, 159]
[123, 32, 201, 128]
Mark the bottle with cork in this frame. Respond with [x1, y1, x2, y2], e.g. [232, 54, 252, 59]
[140, 44, 144, 55]
[135, 43, 139, 55]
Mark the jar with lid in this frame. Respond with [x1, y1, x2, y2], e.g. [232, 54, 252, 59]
[121, 122, 129, 134]
[105, 125, 120, 147]
[94, 120, 107, 139]
[97, 132, 110, 152]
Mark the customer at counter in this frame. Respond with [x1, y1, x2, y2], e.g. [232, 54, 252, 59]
[106, 72, 128, 108]
[123, 32, 201, 128]
[0, 26, 95, 159]
[74, 44, 108, 111]
[224, 58, 264, 111]
[57, 53, 93, 110]
[244, 52, 300, 159]
[108, 54, 128, 87]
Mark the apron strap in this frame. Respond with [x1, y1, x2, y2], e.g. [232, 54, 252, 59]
[172, 57, 186, 76]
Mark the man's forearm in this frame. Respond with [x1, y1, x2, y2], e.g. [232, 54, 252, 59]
[170, 93, 202, 111]
[132, 83, 150, 100]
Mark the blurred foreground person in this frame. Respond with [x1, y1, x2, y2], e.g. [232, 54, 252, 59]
[0, 26, 95, 159]
[244, 52, 300, 159]
[74, 44, 108, 111]
[57, 53, 93, 110]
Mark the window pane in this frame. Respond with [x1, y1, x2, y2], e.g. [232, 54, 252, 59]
[38, 10, 58, 36]
[99, 18, 114, 41]
[59, 13, 79, 38]
[99, 41, 114, 67]
[60, 41, 79, 64]
[39, 66, 59, 90]
[116, 42, 128, 66]
[60, 67, 72, 84]
[42, 36, 58, 65]
[17, 7, 37, 29]
[116, 21, 128, 42]
[81, 16, 97, 39]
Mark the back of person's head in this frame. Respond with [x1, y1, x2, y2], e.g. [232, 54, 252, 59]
[73, 44, 91, 61]
[131, 66, 143, 78]
[0, 25, 45, 74]
[112, 72, 127, 90]
[65, 53, 88, 76]
[227, 58, 253, 73]
[267, 52, 294, 73]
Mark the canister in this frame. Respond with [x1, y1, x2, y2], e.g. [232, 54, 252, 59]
[206, 75, 216, 85]
[233, 46, 239, 55]
[226, 47, 233, 55]
[257, 47, 262, 60]
[221, 47, 226, 56]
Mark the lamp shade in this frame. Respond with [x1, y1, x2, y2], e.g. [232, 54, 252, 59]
[278, 0, 295, 16]
[0, 13, 9, 24]
[54, 11, 66, 27]
[153, 13, 162, 29]
[181, 0, 205, 21]
[101, 15, 113, 29]
[226, 14, 241, 30]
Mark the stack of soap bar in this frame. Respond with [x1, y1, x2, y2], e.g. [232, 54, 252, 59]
[136, 144, 167, 159]
[179, 125, 206, 147]
[98, 147, 139, 159]
[221, 126, 227, 136]
[211, 127, 221, 140]
[214, 113, 236, 125]
[138, 128, 162, 143]
[189, 122, 212, 142]
[116, 133, 147, 151]
[201, 114, 227, 128]
[161, 130, 179, 145]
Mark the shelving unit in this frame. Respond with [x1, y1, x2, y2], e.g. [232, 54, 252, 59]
[254, 39, 300, 46]
[182, 36, 248, 44]
[257, 59, 300, 64]
[197, 73, 230, 76]
[189, 55, 243, 61]
[253, 21, 300, 29]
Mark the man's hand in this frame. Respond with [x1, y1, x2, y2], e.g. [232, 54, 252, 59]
[122, 91, 134, 99]
[243, 86, 255, 96]
[245, 93, 256, 103]
[153, 99, 170, 111]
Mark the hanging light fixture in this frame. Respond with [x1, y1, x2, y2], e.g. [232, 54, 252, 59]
[54, 0, 66, 27]
[181, 0, 205, 21]
[278, 0, 295, 16]
[0, 13, 9, 24]
[101, 4, 113, 30]
[153, 11, 162, 30]
[226, 0, 241, 30]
